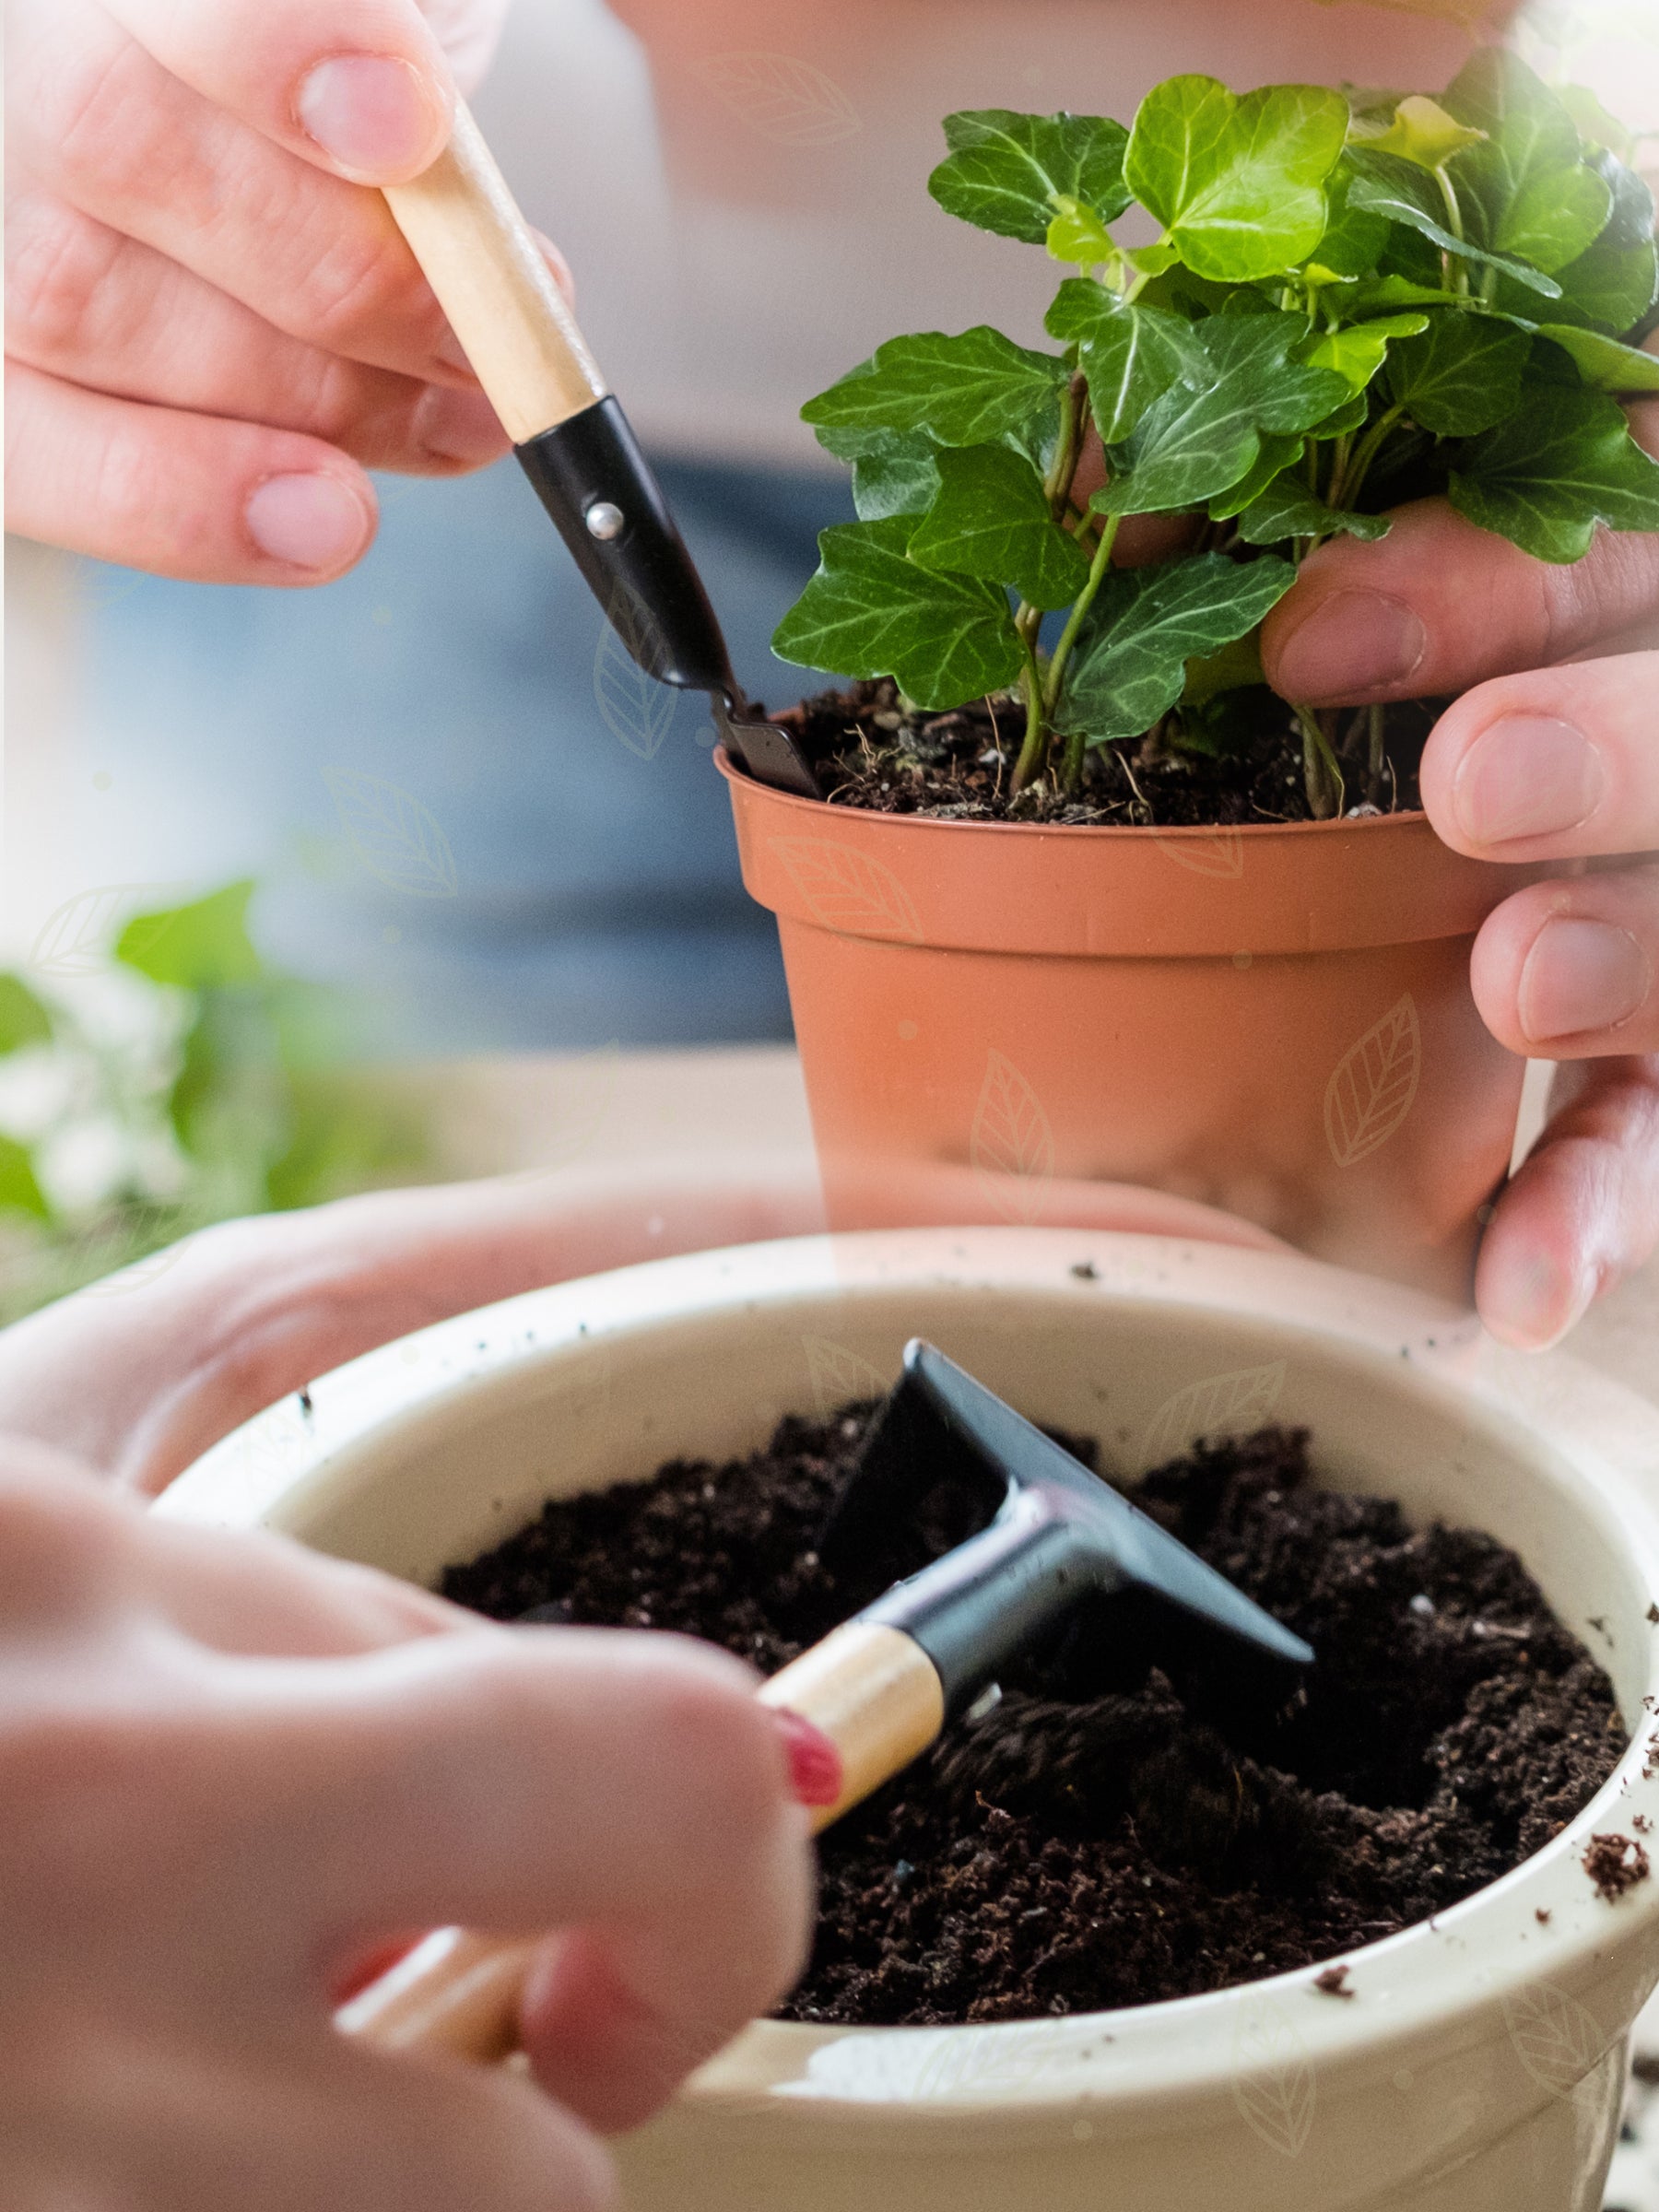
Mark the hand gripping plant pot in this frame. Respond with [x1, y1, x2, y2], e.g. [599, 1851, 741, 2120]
[735, 61, 1659, 1296]
[156, 1227, 1659, 2212]
[724, 755, 1531, 1297]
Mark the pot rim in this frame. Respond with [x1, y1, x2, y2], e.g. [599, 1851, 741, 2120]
[716, 746, 1433, 846]
[155, 1228, 1659, 2123]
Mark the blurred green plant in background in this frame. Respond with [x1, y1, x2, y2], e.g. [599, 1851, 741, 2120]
[0, 881, 431, 1322]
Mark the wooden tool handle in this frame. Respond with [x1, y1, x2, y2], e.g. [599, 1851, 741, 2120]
[335, 1623, 943, 2063]
[383, 99, 606, 444]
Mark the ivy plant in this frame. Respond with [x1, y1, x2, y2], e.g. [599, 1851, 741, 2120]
[772, 56, 1659, 817]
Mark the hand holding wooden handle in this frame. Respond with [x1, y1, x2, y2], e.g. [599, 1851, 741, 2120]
[382, 100, 606, 444]
[335, 1623, 944, 2063]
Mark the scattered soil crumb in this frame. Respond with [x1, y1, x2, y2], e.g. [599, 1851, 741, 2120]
[1312, 1964, 1354, 1998]
[1584, 1833, 1651, 1901]
[445, 1410, 1624, 2025]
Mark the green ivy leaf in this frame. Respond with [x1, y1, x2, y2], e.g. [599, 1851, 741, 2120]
[0, 1133, 49, 1222]
[1046, 194, 1115, 266]
[908, 444, 1090, 609]
[1233, 477, 1393, 546]
[1057, 551, 1297, 741]
[1180, 630, 1266, 707]
[927, 110, 1130, 244]
[1044, 278, 1200, 441]
[1306, 391, 1371, 441]
[1206, 433, 1304, 520]
[815, 423, 944, 520]
[1559, 84, 1636, 165]
[1346, 149, 1563, 298]
[1441, 50, 1612, 276]
[1309, 160, 1394, 278]
[771, 517, 1021, 708]
[1301, 312, 1430, 392]
[1094, 317, 1347, 516]
[1124, 76, 1349, 281]
[1448, 382, 1659, 561]
[0, 974, 52, 1054]
[801, 329, 1069, 460]
[116, 880, 263, 990]
[1344, 275, 1466, 315]
[1351, 94, 1488, 172]
[1533, 325, 1659, 394]
[1515, 157, 1659, 335]
[1383, 312, 1531, 433]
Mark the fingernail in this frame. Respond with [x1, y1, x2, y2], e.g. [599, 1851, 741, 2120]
[1518, 919, 1653, 1043]
[771, 1709, 843, 1807]
[1482, 1245, 1590, 1351]
[415, 384, 507, 465]
[244, 473, 371, 571]
[1273, 591, 1427, 701]
[1453, 716, 1605, 848]
[296, 54, 445, 179]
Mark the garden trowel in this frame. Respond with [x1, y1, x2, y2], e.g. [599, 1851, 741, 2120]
[382, 102, 819, 799]
[337, 1340, 1309, 2064]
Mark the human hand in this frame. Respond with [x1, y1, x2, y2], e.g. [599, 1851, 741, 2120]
[0, 1439, 816, 2210]
[0, 1163, 830, 1496]
[3, 0, 555, 585]
[1261, 385, 1659, 1353]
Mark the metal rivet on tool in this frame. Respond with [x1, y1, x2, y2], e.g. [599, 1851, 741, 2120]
[584, 501, 625, 540]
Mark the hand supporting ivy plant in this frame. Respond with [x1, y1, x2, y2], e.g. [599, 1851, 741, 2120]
[772, 55, 1659, 818]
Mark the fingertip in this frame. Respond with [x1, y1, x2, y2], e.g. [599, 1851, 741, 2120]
[1476, 1223, 1589, 1351]
[244, 467, 378, 580]
[294, 50, 453, 184]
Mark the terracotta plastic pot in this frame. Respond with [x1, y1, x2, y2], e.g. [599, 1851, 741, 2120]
[156, 1226, 1659, 2212]
[721, 754, 1533, 1300]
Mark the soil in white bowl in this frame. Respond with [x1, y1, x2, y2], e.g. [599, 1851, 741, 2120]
[441, 1406, 1634, 2027]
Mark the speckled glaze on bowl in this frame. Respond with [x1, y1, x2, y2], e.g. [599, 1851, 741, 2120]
[156, 1229, 1659, 2211]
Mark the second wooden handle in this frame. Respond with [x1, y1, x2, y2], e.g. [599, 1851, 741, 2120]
[335, 1623, 944, 2063]
[384, 99, 606, 444]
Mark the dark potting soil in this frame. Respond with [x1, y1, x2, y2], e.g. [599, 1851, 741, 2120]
[772, 677, 1437, 828]
[441, 1408, 1628, 2026]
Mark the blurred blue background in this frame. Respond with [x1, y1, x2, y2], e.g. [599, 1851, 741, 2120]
[72, 455, 853, 1056]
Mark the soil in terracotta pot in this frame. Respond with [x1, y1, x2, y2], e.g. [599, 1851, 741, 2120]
[774, 677, 1439, 827]
[441, 1405, 1628, 2025]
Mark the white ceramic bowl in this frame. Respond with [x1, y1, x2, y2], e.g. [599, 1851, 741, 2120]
[156, 1229, 1659, 2212]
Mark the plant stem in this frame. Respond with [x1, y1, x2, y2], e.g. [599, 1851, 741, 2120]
[1296, 702, 1345, 819]
[1334, 403, 1403, 511]
[1010, 629, 1050, 794]
[1367, 700, 1386, 806]
[1045, 371, 1088, 526]
[1042, 512, 1122, 721]
[1433, 165, 1471, 300]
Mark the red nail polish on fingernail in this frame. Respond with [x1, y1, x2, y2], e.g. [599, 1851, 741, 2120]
[772, 1709, 843, 1806]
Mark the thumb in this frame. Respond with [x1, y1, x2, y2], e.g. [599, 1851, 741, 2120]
[1261, 418, 1659, 708]
[100, 0, 460, 183]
